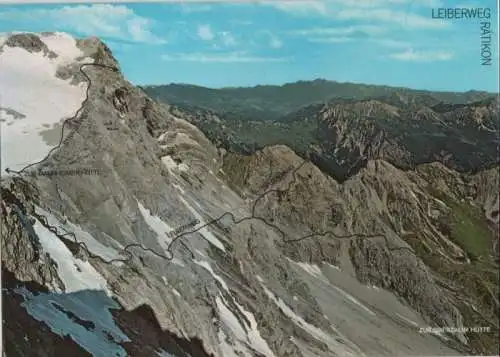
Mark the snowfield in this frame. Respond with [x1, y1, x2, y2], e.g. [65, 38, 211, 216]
[137, 200, 175, 252]
[179, 196, 227, 252]
[194, 258, 276, 357]
[262, 285, 363, 357]
[36, 206, 124, 261]
[33, 216, 109, 294]
[0, 32, 92, 173]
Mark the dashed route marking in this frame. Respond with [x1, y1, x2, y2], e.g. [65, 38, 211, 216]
[3, 61, 417, 271]
[5, 62, 119, 176]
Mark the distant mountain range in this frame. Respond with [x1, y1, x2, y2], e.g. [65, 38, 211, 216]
[141, 81, 500, 355]
[143, 82, 499, 182]
[142, 79, 494, 121]
[2, 32, 499, 357]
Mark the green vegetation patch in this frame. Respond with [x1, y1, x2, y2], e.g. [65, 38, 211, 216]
[447, 200, 494, 260]
[427, 186, 494, 261]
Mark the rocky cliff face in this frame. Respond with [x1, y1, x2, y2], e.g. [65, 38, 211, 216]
[1, 33, 498, 357]
[159, 90, 499, 183]
[222, 146, 499, 355]
[310, 96, 499, 180]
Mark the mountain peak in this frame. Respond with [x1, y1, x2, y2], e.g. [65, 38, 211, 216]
[3, 33, 58, 58]
[0, 32, 122, 175]
[1, 32, 119, 69]
[2, 31, 498, 357]
[76, 35, 120, 69]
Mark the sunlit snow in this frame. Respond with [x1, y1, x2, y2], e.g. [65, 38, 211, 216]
[194, 259, 229, 292]
[137, 201, 174, 250]
[161, 155, 189, 172]
[216, 294, 276, 357]
[294, 261, 324, 279]
[262, 286, 363, 357]
[0, 32, 92, 173]
[179, 196, 226, 251]
[37, 206, 122, 261]
[216, 296, 248, 341]
[231, 297, 277, 357]
[33, 217, 109, 294]
[195, 258, 275, 357]
[292, 260, 376, 316]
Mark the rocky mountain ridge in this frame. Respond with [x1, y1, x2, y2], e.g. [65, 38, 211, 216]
[159, 91, 499, 182]
[143, 80, 494, 122]
[1, 32, 498, 357]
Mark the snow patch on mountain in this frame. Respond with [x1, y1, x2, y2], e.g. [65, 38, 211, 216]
[192, 259, 276, 356]
[172, 288, 182, 298]
[37, 206, 123, 261]
[231, 297, 277, 357]
[179, 196, 226, 251]
[39, 32, 84, 61]
[0, 32, 92, 173]
[291, 259, 376, 317]
[294, 261, 324, 279]
[33, 216, 109, 294]
[161, 155, 189, 172]
[156, 350, 175, 357]
[194, 259, 229, 292]
[262, 285, 363, 357]
[216, 296, 248, 341]
[218, 330, 241, 357]
[137, 201, 174, 251]
[216, 294, 276, 357]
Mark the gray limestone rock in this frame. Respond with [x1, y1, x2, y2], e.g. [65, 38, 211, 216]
[4, 33, 57, 58]
[2, 32, 496, 357]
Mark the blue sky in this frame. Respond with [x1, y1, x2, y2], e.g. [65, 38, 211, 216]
[0, 0, 498, 92]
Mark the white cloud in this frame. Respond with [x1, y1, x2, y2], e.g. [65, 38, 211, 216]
[290, 26, 412, 48]
[105, 40, 135, 53]
[290, 25, 385, 36]
[0, 0, 443, 5]
[264, 0, 442, 10]
[220, 31, 237, 46]
[308, 36, 354, 43]
[0, 4, 166, 44]
[230, 19, 253, 26]
[372, 38, 410, 48]
[336, 8, 447, 29]
[269, 36, 283, 48]
[197, 27, 238, 47]
[161, 51, 289, 63]
[388, 48, 454, 62]
[179, 3, 212, 13]
[198, 24, 215, 41]
[0, 0, 267, 2]
[259, 30, 283, 49]
[264, 0, 448, 29]
[338, 0, 443, 6]
[306, 36, 411, 47]
[263, 1, 328, 16]
[127, 17, 165, 44]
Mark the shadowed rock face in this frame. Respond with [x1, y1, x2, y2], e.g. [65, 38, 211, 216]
[222, 147, 499, 355]
[1, 32, 497, 357]
[299, 96, 499, 180]
[113, 304, 215, 357]
[2, 268, 92, 357]
[2, 267, 214, 357]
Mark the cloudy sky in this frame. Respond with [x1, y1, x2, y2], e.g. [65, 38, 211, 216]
[0, 0, 497, 91]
